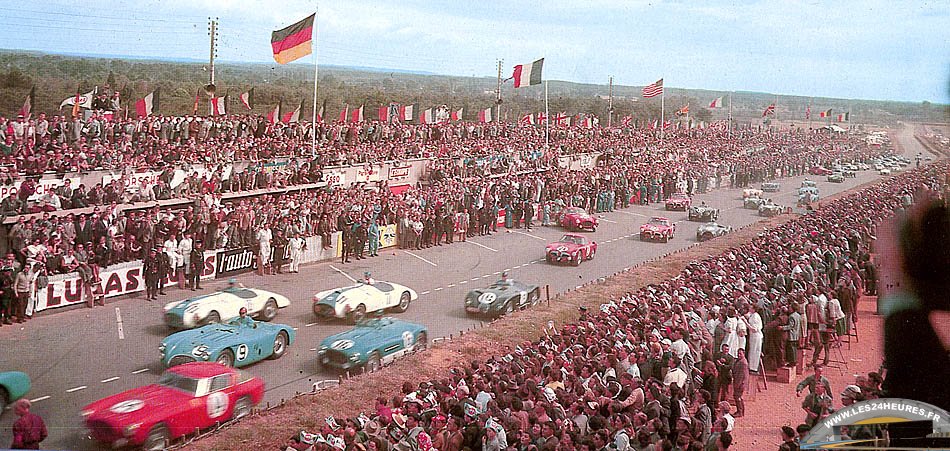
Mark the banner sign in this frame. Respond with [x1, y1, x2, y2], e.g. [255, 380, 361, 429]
[324, 169, 346, 187]
[388, 165, 411, 181]
[356, 165, 381, 183]
[215, 246, 257, 278]
[37, 250, 217, 312]
[0, 177, 81, 203]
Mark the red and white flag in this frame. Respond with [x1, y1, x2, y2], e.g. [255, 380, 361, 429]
[267, 102, 281, 124]
[239, 88, 254, 110]
[650, 119, 658, 130]
[18, 86, 35, 119]
[554, 112, 569, 127]
[478, 107, 492, 123]
[450, 108, 463, 121]
[511, 58, 544, 88]
[519, 113, 535, 126]
[211, 95, 227, 116]
[420, 108, 434, 124]
[134, 89, 160, 117]
[378, 106, 389, 122]
[351, 105, 364, 123]
[642, 79, 663, 98]
[399, 105, 413, 121]
[708, 96, 723, 108]
[621, 116, 632, 127]
[282, 101, 302, 123]
[339, 105, 349, 123]
[762, 103, 775, 117]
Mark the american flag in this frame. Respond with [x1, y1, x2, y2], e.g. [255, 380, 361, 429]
[762, 103, 776, 117]
[642, 78, 663, 98]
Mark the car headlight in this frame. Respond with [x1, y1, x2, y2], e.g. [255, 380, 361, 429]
[124, 423, 142, 437]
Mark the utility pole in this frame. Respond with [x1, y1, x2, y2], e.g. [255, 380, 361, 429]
[495, 59, 503, 123]
[207, 17, 219, 115]
[607, 76, 613, 128]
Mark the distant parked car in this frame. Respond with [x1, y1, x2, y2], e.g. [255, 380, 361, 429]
[744, 197, 767, 209]
[809, 166, 834, 176]
[758, 203, 784, 217]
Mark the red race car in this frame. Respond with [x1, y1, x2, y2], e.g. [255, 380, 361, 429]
[639, 217, 676, 242]
[545, 233, 597, 266]
[665, 192, 692, 211]
[808, 166, 834, 176]
[82, 362, 264, 450]
[557, 206, 598, 232]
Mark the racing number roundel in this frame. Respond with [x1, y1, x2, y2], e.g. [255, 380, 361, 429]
[236, 344, 249, 361]
[556, 246, 568, 252]
[477, 292, 496, 304]
[402, 331, 414, 349]
[207, 391, 229, 419]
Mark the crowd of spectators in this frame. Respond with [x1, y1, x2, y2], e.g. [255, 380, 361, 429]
[278, 160, 947, 451]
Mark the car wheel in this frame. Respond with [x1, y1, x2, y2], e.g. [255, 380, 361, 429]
[365, 352, 381, 373]
[261, 299, 278, 322]
[503, 300, 515, 315]
[232, 396, 252, 421]
[270, 331, 289, 360]
[662, 234, 669, 243]
[639, 233, 646, 241]
[395, 292, 411, 313]
[204, 311, 221, 325]
[143, 424, 169, 451]
[528, 288, 541, 306]
[572, 255, 581, 266]
[349, 304, 367, 324]
[215, 349, 235, 367]
[415, 332, 428, 351]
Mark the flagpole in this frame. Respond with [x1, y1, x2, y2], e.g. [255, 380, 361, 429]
[727, 92, 733, 137]
[311, 6, 320, 158]
[544, 80, 549, 149]
[660, 88, 665, 143]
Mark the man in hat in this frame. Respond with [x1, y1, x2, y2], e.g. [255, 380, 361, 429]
[189, 240, 205, 290]
[143, 248, 162, 300]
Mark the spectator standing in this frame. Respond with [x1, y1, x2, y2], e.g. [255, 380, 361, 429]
[189, 240, 204, 290]
[9, 399, 47, 450]
[288, 233, 306, 273]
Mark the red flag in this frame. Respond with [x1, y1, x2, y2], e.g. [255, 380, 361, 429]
[621, 116, 632, 127]
[519, 113, 535, 126]
[675, 104, 689, 116]
[134, 89, 160, 117]
[478, 107, 492, 123]
[819, 108, 832, 118]
[762, 103, 775, 117]
[708, 96, 723, 108]
[339, 105, 349, 123]
[450, 108, 463, 121]
[271, 14, 315, 64]
[239, 88, 254, 110]
[192, 87, 201, 115]
[282, 101, 302, 123]
[420, 108, 433, 124]
[18, 86, 35, 119]
[351, 105, 364, 123]
[211, 96, 227, 116]
[267, 102, 281, 124]
[537, 111, 547, 124]
[399, 105, 413, 121]
[378, 106, 388, 122]
[554, 112, 569, 127]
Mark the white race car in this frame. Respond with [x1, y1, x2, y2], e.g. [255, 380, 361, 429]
[163, 287, 291, 328]
[312, 281, 418, 323]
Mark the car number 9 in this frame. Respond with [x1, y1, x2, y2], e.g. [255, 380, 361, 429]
[236, 344, 249, 361]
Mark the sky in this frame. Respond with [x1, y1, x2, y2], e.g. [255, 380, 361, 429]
[1, 0, 947, 103]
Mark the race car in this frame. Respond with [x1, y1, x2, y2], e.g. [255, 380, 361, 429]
[798, 187, 820, 204]
[801, 179, 818, 189]
[761, 182, 780, 193]
[160, 319, 295, 368]
[82, 362, 264, 450]
[163, 286, 291, 329]
[827, 173, 845, 183]
[465, 276, 541, 317]
[664, 193, 692, 211]
[557, 206, 598, 232]
[0, 371, 30, 414]
[313, 281, 418, 323]
[743, 197, 767, 209]
[639, 217, 676, 242]
[809, 166, 834, 176]
[696, 222, 732, 241]
[759, 203, 784, 217]
[317, 317, 427, 373]
[742, 188, 764, 199]
[545, 233, 597, 266]
[687, 205, 719, 222]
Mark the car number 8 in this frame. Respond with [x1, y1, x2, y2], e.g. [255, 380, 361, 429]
[236, 344, 249, 361]
[519, 291, 527, 304]
[207, 391, 229, 419]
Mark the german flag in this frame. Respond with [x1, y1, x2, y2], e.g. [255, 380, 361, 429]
[271, 13, 315, 64]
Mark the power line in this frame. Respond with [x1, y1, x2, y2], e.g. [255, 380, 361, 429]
[0, 13, 202, 30]
[0, 6, 203, 24]
[0, 22, 204, 35]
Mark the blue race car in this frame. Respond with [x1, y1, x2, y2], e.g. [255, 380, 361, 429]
[1, 371, 31, 414]
[317, 317, 427, 373]
[160, 319, 295, 368]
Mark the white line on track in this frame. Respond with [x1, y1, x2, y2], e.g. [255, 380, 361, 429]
[447, 284, 455, 288]
[30, 396, 51, 403]
[513, 230, 547, 241]
[101, 377, 120, 383]
[305, 322, 319, 327]
[482, 274, 491, 278]
[328, 265, 358, 283]
[309, 348, 318, 351]
[616, 210, 648, 217]
[131, 368, 149, 374]
[405, 251, 438, 267]
[599, 218, 618, 223]
[115, 307, 125, 340]
[466, 241, 498, 252]
[459, 280, 467, 284]
[493, 271, 501, 275]
[420, 290, 430, 295]
[434, 287, 443, 291]
[66, 386, 87, 393]
[470, 278, 479, 281]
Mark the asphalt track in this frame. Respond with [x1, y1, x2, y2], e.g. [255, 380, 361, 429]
[0, 126, 926, 450]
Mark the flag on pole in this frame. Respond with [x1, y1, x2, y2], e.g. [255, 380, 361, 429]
[350, 105, 364, 123]
[281, 100, 303, 123]
[267, 102, 281, 124]
[192, 87, 202, 115]
[805, 105, 811, 119]
[537, 111, 547, 124]
[836, 112, 850, 122]
[675, 104, 689, 116]
[511, 58, 544, 88]
[451, 108, 463, 121]
[211, 95, 227, 116]
[762, 103, 775, 117]
[239, 88, 254, 110]
[420, 108, 434, 124]
[338, 105, 349, 123]
[819, 108, 832, 118]
[18, 86, 35, 119]
[478, 107, 492, 123]
[378, 106, 389, 122]
[621, 116, 632, 127]
[399, 105, 413, 121]
[519, 113, 535, 126]
[134, 89, 161, 117]
[317, 99, 326, 122]
[650, 119, 658, 130]
[555, 112, 570, 127]
[642, 79, 663, 98]
[708, 96, 724, 108]
[60, 87, 97, 110]
[271, 13, 316, 64]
